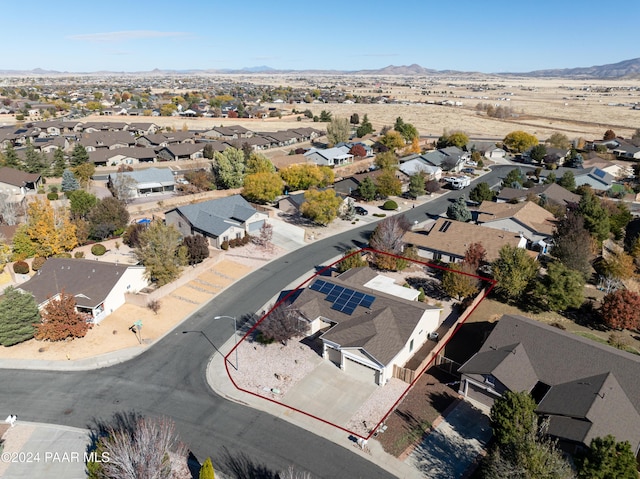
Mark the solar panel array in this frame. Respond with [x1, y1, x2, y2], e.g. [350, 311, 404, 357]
[309, 279, 376, 315]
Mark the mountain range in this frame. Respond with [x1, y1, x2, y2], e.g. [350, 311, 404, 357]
[1, 58, 639, 79]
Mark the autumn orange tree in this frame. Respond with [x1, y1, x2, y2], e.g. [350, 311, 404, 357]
[35, 290, 91, 341]
[600, 289, 640, 330]
[11, 198, 77, 259]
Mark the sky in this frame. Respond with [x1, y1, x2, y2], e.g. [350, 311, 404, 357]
[3, 0, 639, 73]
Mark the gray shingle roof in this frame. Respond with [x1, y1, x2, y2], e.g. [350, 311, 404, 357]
[169, 195, 257, 237]
[291, 268, 439, 365]
[18, 258, 130, 309]
[460, 314, 640, 450]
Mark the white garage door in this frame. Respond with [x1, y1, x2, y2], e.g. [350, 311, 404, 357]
[344, 358, 379, 385]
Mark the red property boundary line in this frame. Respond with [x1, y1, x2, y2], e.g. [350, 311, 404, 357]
[222, 248, 497, 440]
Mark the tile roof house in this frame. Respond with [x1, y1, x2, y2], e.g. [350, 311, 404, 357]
[458, 314, 640, 456]
[18, 258, 147, 324]
[404, 217, 527, 264]
[286, 267, 442, 385]
[0, 166, 42, 195]
[164, 195, 268, 248]
[475, 201, 556, 251]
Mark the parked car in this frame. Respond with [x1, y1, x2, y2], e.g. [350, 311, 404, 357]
[462, 167, 475, 174]
[355, 206, 368, 216]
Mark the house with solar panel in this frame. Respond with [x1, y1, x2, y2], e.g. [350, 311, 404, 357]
[287, 267, 442, 385]
[164, 195, 268, 248]
[539, 166, 613, 191]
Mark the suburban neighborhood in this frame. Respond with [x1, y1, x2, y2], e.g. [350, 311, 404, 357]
[0, 66, 640, 479]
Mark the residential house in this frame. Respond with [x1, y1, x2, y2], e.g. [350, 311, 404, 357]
[582, 153, 633, 179]
[458, 314, 640, 456]
[496, 183, 580, 206]
[470, 142, 506, 161]
[403, 217, 527, 264]
[89, 147, 157, 166]
[475, 200, 555, 252]
[286, 267, 442, 385]
[164, 195, 268, 248]
[0, 166, 42, 195]
[304, 147, 354, 167]
[541, 167, 614, 191]
[333, 170, 387, 197]
[128, 122, 159, 136]
[612, 140, 640, 161]
[79, 131, 136, 151]
[18, 258, 147, 324]
[202, 125, 253, 140]
[32, 136, 69, 153]
[157, 143, 204, 161]
[398, 157, 442, 181]
[82, 121, 129, 132]
[108, 167, 175, 198]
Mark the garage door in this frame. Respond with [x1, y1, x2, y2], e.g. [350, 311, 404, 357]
[344, 358, 379, 385]
[326, 346, 342, 366]
[467, 382, 499, 408]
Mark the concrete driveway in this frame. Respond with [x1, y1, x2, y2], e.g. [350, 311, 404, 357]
[405, 400, 492, 478]
[283, 361, 377, 425]
[0, 422, 89, 479]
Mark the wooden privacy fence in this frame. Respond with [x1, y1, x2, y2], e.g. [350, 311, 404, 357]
[393, 364, 416, 383]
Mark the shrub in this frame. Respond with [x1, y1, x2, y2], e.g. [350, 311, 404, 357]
[55, 252, 72, 258]
[241, 234, 251, 245]
[38, 187, 45, 194]
[49, 185, 58, 193]
[74, 251, 85, 259]
[91, 243, 107, 256]
[147, 299, 161, 315]
[381, 200, 398, 210]
[229, 238, 239, 248]
[31, 256, 47, 271]
[46, 192, 58, 200]
[13, 261, 30, 274]
[221, 240, 229, 250]
[373, 213, 387, 217]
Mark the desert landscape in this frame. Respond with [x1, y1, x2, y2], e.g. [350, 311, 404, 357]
[142, 75, 640, 140]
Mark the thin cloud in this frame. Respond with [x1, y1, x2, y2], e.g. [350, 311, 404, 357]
[68, 30, 188, 43]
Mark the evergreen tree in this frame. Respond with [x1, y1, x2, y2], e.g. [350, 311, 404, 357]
[407, 173, 426, 199]
[357, 176, 377, 201]
[447, 196, 471, 222]
[24, 143, 44, 173]
[578, 189, 610, 242]
[4, 144, 20, 168]
[0, 287, 39, 346]
[576, 435, 638, 479]
[70, 143, 89, 166]
[61, 168, 80, 192]
[52, 147, 66, 177]
[356, 114, 373, 137]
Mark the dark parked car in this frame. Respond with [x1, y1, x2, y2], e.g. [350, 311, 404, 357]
[462, 167, 475, 174]
[355, 206, 368, 216]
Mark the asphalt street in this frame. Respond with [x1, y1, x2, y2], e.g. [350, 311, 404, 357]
[0, 166, 514, 478]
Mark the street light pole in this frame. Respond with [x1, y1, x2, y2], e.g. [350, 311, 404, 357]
[214, 315, 238, 370]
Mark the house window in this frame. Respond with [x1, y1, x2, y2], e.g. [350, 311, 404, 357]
[236, 232, 242, 240]
[433, 252, 442, 260]
[409, 339, 414, 352]
[178, 221, 182, 228]
[223, 236, 228, 243]
[484, 375, 495, 387]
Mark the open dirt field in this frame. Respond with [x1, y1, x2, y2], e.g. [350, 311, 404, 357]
[42, 76, 636, 147]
